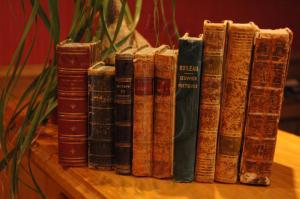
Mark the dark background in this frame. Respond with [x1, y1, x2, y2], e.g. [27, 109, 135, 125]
[0, 0, 299, 133]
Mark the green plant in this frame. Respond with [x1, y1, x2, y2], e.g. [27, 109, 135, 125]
[0, 0, 179, 198]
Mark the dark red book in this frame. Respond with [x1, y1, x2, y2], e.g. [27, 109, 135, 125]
[56, 41, 100, 167]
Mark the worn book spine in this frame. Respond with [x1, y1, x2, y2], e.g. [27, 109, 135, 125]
[114, 53, 135, 175]
[195, 20, 228, 183]
[88, 64, 115, 169]
[132, 50, 155, 177]
[174, 35, 203, 182]
[215, 22, 258, 183]
[240, 28, 293, 185]
[57, 41, 100, 167]
[153, 50, 177, 178]
[132, 46, 168, 176]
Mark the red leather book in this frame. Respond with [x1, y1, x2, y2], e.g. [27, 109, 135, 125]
[56, 41, 100, 167]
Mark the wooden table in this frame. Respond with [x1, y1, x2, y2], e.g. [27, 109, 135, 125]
[6, 124, 298, 199]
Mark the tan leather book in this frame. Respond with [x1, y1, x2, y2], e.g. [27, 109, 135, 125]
[215, 22, 258, 183]
[240, 28, 293, 185]
[195, 20, 228, 183]
[132, 45, 168, 176]
[153, 49, 177, 178]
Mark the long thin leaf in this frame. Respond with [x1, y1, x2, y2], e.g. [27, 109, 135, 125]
[0, 148, 16, 171]
[171, 0, 180, 38]
[0, 0, 40, 164]
[101, 0, 143, 60]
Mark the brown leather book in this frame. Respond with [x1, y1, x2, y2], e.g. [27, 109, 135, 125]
[153, 49, 177, 178]
[88, 63, 115, 170]
[132, 45, 168, 177]
[56, 41, 100, 167]
[215, 22, 258, 183]
[240, 28, 293, 185]
[195, 20, 228, 183]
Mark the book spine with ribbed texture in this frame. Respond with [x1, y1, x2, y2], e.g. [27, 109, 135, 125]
[88, 65, 115, 169]
[153, 50, 177, 178]
[240, 28, 293, 185]
[56, 41, 100, 167]
[195, 21, 228, 182]
[132, 50, 155, 177]
[215, 22, 258, 183]
[114, 53, 135, 174]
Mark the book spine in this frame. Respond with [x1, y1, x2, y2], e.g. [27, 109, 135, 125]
[57, 47, 91, 167]
[88, 67, 115, 169]
[174, 38, 203, 182]
[240, 29, 293, 185]
[114, 56, 134, 175]
[132, 53, 155, 176]
[195, 22, 227, 182]
[215, 23, 257, 183]
[153, 51, 177, 178]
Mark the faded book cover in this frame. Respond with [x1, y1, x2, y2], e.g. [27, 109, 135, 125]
[195, 20, 228, 183]
[114, 48, 137, 175]
[132, 46, 168, 176]
[153, 49, 177, 178]
[56, 41, 100, 167]
[88, 63, 115, 170]
[174, 34, 203, 182]
[240, 28, 293, 185]
[215, 22, 258, 183]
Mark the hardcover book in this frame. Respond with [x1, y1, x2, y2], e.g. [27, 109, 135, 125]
[88, 63, 115, 170]
[240, 28, 293, 185]
[132, 45, 168, 177]
[56, 41, 100, 167]
[153, 49, 177, 178]
[215, 22, 258, 183]
[114, 48, 138, 174]
[195, 20, 228, 183]
[174, 33, 203, 182]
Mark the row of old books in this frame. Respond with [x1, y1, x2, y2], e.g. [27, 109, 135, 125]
[56, 20, 293, 186]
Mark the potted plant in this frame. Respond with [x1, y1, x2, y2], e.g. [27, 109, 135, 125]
[0, 0, 179, 198]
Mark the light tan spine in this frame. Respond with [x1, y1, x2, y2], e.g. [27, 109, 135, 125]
[132, 46, 168, 176]
[215, 22, 258, 183]
[195, 20, 228, 182]
[153, 50, 177, 178]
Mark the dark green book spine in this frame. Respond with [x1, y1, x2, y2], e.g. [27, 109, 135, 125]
[174, 36, 203, 182]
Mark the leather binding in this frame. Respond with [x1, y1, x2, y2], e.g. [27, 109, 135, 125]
[114, 48, 137, 175]
[215, 22, 258, 183]
[174, 34, 203, 182]
[153, 49, 177, 178]
[57, 41, 100, 167]
[132, 45, 168, 177]
[240, 28, 293, 185]
[88, 63, 115, 170]
[195, 20, 228, 183]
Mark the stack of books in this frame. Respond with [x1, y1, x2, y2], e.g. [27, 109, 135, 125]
[56, 20, 293, 186]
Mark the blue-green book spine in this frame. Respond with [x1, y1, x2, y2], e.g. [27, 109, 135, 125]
[174, 35, 203, 182]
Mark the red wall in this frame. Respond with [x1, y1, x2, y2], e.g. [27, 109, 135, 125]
[0, 0, 299, 65]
